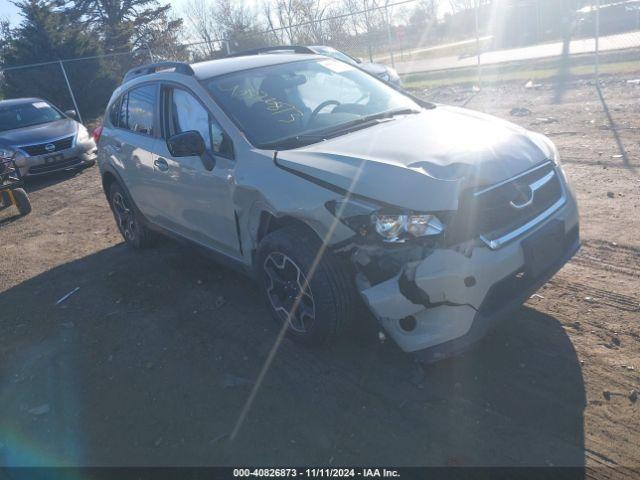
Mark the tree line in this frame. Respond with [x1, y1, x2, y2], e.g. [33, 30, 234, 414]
[0, 0, 592, 120]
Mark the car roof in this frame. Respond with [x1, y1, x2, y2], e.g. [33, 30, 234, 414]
[190, 53, 319, 80]
[0, 97, 45, 107]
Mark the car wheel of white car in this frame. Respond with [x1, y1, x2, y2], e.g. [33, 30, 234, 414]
[257, 225, 355, 345]
[109, 182, 152, 249]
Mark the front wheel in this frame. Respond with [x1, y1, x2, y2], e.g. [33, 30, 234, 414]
[256, 225, 356, 345]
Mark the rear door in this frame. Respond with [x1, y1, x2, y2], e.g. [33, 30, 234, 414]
[104, 83, 165, 221]
[151, 85, 240, 257]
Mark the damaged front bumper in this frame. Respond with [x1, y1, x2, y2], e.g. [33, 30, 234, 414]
[359, 193, 580, 363]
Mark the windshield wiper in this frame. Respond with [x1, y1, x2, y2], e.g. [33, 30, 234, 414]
[319, 107, 420, 137]
[259, 108, 421, 150]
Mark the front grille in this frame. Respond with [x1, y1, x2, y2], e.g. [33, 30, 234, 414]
[20, 136, 74, 156]
[445, 162, 564, 247]
[29, 157, 81, 174]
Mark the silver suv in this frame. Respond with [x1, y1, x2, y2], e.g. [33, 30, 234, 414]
[96, 56, 580, 362]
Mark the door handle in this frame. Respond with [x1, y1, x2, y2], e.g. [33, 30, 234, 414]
[154, 158, 169, 172]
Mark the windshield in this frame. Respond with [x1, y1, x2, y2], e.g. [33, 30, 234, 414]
[0, 100, 64, 132]
[203, 58, 418, 149]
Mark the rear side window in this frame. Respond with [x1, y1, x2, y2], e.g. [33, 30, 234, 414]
[118, 94, 128, 128]
[119, 84, 157, 136]
[108, 97, 121, 127]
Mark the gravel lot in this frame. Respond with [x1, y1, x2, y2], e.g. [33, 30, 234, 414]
[0, 75, 638, 475]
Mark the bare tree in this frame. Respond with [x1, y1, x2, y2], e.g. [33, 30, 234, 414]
[342, 0, 386, 60]
[448, 0, 476, 13]
[448, 0, 492, 14]
[262, 0, 305, 44]
[184, 0, 266, 57]
[184, 0, 222, 58]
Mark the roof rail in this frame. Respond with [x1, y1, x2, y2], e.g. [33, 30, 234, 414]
[227, 46, 314, 58]
[123, 61, 194, 83]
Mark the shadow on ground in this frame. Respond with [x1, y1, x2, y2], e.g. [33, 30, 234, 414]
[23, 166, 91, 194]
[0, 241, 586, 468]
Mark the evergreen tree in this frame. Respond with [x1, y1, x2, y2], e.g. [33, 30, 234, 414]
[2, 0, 117, 119]
[64, 0, 182, 55]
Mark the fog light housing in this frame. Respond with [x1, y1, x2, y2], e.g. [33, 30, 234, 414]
[399, 315, 417, 332]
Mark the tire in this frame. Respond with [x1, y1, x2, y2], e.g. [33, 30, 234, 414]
[108, 182, 152, 249]
[256, 224, 356, 345]
[12, 188, 31, 216]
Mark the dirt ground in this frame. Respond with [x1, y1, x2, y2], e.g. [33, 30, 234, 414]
[0, 75, 638, 475]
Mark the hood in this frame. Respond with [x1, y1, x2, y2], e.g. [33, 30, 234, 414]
[275, 106, 552, 212]
[360, 62, 388, 76]
[0, 119, 78, 147]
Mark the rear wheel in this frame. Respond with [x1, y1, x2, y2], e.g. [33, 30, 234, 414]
[256, 225, 356, 345]
[12, 188, 31, 216]
[109, 182, 152, 249]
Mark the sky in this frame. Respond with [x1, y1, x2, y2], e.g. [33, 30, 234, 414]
[1, 0, 195, 26]
[1, 0, 21, 26]
[1, 0, 426, 31]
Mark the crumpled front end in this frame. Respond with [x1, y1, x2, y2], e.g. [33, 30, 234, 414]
[346, 163, 580, 362]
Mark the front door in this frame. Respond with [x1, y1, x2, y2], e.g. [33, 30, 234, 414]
[151, 86, 240, 258]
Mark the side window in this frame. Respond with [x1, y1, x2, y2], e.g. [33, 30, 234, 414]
[167, 88, 232, 158]
[118, 93, 128, 129]
[124, 84, 157, 135]
[108, 97, 121, 127]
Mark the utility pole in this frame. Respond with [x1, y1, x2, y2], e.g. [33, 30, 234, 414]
[595, 0, 601, 83]
[385, 0, 395, 68]
[475, 0, 481, 90]
[146, 43, 155, 62]
[58, 60, 83, 125]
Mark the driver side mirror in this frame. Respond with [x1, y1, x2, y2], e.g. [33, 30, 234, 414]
[65, 109, 77, 119]
[167, 130, 215, 171]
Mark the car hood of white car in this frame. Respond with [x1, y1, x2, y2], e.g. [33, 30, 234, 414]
[274, 105, 553, 212]
[359, 62, 388, 76]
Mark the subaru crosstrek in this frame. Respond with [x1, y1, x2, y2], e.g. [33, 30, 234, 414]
[96, 55, 580, 362]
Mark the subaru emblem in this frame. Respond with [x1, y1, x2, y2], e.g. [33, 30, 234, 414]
[45, 143, 56, 153]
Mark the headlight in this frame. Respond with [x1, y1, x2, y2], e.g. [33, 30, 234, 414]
[373, 213, 444, 242]
[374, 214, 407, 241]
[406, 214, 444, 237]
[77, 126, 90, 142]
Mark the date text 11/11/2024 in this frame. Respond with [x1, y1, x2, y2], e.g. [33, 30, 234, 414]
[232, 468, 401, 478]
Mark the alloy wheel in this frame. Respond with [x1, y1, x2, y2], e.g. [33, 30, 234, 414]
[112, 191, 136, 242]
[263, 252, 316, 333]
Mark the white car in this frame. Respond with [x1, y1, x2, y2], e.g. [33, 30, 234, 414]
[231, 45, 402, 87]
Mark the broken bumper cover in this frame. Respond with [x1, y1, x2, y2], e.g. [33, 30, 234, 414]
[360, 194, 580, 362]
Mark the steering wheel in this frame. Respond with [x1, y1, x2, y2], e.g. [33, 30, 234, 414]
[308, 100, 341, 127]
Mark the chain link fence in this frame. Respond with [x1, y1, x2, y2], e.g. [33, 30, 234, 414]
[1, 0, 639, 125]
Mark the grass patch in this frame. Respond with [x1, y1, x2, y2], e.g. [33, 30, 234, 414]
[375, 37, 493, 64]
[402, 49, 640, 89]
